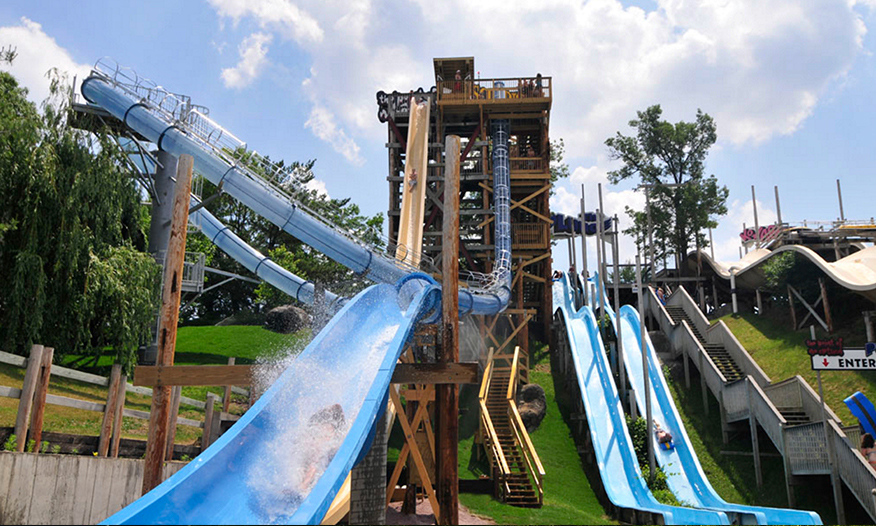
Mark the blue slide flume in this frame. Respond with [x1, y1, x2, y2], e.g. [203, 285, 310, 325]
[553, 275, 729, 525]
[105, 281, 437, 524]
[592, 277, 821, 525]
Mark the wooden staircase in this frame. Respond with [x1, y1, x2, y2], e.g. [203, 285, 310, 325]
[665, 306, 744, 382]
[479, 347, 544, 508]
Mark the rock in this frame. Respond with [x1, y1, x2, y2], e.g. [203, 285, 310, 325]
[264, 305, 311, 334]
[516, 383, 547, 432]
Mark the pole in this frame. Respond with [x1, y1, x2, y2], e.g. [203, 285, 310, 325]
[635, 255, 654, 483]
[142, 154, 194, 494]
[751, 186, 759, 249]
[709, 227, 715, 260]
[614, 215, 625, 397]
[774, 185, 783, 226]
[597, 208, 606, 343]
[438, 135, 460, 525]
[599, 183, 607, 283]
[742, 222, 748, 255]
[646, 186, 654, 283]
[580, 185, 588, 307]
[813, 325, 845, 524]
[731, 271, 738, 314]
[837, 179, 845, 222]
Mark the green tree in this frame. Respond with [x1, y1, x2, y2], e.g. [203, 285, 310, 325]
[549, 138, 570, 193]
[0, 70, 159, 370]
[605, 105, 728, 273]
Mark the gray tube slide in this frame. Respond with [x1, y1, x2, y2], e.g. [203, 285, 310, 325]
[188, 202, 346, 312]
[81, 73, 511, 315]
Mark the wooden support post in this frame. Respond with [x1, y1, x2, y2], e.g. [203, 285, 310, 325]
[864, 311, 876, 343]
[28, 346, 53, 449]
[202, 393, 218, 452]
[437, 135, 460, 525]
[142, 154, 193, 493]
[98, 364, 122, 457]
[111, 373, 126, 458]
[14, 344, 44, 451]
[819, 278, 833, 333]
[165, 386, 182, 461]
[223, 357, 235, 412]
[787, 286, 797, 331]
[756, 289, 763, 316]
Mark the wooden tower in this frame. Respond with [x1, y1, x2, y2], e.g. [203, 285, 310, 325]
[377, 57, 553, 341]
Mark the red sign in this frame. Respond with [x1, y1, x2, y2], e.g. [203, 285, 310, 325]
[740, 224, 781, 245]
[805, 338, 844, 356]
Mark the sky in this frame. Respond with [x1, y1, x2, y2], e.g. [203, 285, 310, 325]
[1, 0, 875, 273]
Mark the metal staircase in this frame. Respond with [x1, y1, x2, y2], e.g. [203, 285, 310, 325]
[479, 347, 544, 507]
[665, 305, 744, 382]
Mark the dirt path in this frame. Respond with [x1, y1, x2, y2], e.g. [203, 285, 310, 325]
[386, 500, 495, 525]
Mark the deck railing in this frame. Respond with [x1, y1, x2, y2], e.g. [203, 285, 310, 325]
[478, 358, 511, 497]
[512, 223, 549, 250]
[436, 77, 552, 103]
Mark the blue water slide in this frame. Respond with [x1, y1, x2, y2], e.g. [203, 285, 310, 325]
[591, 276, 821, 525]
[845, 391, 876, 437]
[80, 74, 511, 316]
[553, 275, 729, 525]
[104, 280, 438, 524]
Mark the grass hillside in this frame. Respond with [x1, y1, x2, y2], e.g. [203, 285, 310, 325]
[717, 312, 876, 424]
[455, 347, 613, 525]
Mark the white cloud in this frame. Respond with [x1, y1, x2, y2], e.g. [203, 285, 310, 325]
[710, 197, 780, 262]
[0, 17, 91, 106]
[305, 104, 364, 166]
[304, 177, 330, 197]
[221, 32, 273, 89]
[207, 0, 323, 44]
[206, 0, 869, 170]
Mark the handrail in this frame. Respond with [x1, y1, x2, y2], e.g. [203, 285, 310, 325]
[478, 360, 511, 483]
[506, 346, 545, 504]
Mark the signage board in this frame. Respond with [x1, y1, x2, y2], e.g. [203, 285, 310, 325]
[810, 342, 876, 371]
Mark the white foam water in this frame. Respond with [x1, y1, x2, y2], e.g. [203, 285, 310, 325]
[245, 322, 400, 522]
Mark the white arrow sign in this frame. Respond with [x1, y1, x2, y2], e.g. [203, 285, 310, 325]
[811, 347, 876, 370]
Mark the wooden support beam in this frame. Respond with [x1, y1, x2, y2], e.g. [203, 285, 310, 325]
[134, 364, 254, 387]
[201, 393, 219, 453]
[14, 344, 44, 451]
[98, 364, 122, 457]
[788, 285, 828, 332]
[165, 386, 182, 461]
[438, 134, 460, 525]
[28, 346, 53, 449]
[111, 373, 126, 458]
[391, 363, 478, 385]
[142, 154, 193, 494]
[819, 278, 834, 333]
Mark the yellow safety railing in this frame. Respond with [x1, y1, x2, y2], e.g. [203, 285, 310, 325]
[506, 346, 546, 506]
[478, 357, 511, 497]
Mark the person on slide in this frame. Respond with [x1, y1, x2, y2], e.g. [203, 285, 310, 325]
[654, 420, 675, 450]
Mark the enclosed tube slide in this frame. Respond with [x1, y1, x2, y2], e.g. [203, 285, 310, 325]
[590, 277, 821, 524]
[81, 72, 511, 316]
[104, 280, 437, 524]
[553, 275, 729, 525]
[188, 203, 346, 313]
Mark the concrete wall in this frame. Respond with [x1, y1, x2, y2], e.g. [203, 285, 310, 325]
[0, 451, 185, 525]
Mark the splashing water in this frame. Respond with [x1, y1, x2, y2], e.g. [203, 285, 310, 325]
[245, 323, 400, 522]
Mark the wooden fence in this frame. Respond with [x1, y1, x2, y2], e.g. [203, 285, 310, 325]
[0, 345, 246, 459]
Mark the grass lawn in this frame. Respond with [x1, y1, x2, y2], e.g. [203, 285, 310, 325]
[0, 325, 308, 446]
[717, 312, 876, 425]
[454, 347, 613, 525]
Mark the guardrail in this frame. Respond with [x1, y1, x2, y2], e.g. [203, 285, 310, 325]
[478, 359, 511, 497]
[507, 346, 545, 506]
[436, 77, 552, 103]
[648, 284, 876, 522]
